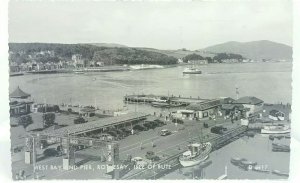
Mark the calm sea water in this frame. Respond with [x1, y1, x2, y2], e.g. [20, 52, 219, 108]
[9, 62, 292, 112]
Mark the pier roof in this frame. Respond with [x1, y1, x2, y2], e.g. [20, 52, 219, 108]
[170, 97, 208, 104]
[186, 99, 222, 111]
[51, 112, 149, 135]
[233, 96, 264, 105]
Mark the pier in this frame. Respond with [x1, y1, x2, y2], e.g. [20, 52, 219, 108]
[123, 125, 247, 179]
[124, 94, 209, 106]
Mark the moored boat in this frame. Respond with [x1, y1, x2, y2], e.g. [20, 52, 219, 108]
[179, 142, 212, 167]
[261, 124, 290, 134]
[151, 102, 170, 108]
[272, 170, 289, 177]
[272, 143, 290, 152]
[73, 69, 85, 74]
[239, 160, 257, 170]
[9, 72, 24, 77]
[183, 67, 202, 74]
[130, 64, 164, 70]
[230, 157, 247, 166]
[253, 165, 270, 173]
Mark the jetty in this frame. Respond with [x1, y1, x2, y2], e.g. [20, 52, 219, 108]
[123, 125, 247, 179]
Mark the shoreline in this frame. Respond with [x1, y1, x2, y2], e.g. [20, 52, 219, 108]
[9, 61, 292, 76]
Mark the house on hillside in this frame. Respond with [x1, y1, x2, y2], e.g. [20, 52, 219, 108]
[72, 54, 84, 68]
[188, 60, 208, 65]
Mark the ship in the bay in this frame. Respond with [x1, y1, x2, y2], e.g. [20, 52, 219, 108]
[182, 67, 202, 74]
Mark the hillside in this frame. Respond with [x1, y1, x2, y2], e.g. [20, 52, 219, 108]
[8, 43, 177, 65]
[135, 47, 215, 59]
[201, 40, 292, 61]
[88, 43, 128, 48]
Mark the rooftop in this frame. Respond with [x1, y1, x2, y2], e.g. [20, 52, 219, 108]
[9, 86, 31, 99]
[233, 96, 264, 105]
[46, 112, 149, 136]
[186, 99, 221, 111]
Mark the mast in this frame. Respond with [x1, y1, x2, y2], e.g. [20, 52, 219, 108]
[235, 86, 239, 100]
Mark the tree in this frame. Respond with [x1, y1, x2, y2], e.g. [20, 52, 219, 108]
[18, 115, 33, 128]
[43, 113, 55, 127]
[182, 54, 204, 62]
[53, 105, 60, 112]
[74, 117, 87, 124]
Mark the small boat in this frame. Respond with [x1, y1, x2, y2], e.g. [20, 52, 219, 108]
[183, 67, 202, 74]
[151, 102, 170, 108]
[272, 170, 289, 177]
[239, 161, 257, 170]
[252, 165, 270, 173]
[272, 143, 290, 152]
[9, 72, 24, 77]
[230, 157, 247, 166]
[130, 64, 164, 70]
[73, 69, 85, 74]
[261, 124, 290, 134]
[285, 134, 291, 139]
[179, 142, 212, 167]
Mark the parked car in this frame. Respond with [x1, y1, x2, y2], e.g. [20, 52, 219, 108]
[211, 126, 227, 134]
[145, 151, 160, 161]
[154, 119, 166, 126]
[133, 124, 146, 131]
[99, 133, 114, 141]
[43, 148, 58, 157]
[172, 118, 184, 124]
[143, 122, 154, 129]
[160, 129, 171, 136]
[132, 157, 148, 166]
[120, 128, 132, 136]
[75, 145, 86, 151]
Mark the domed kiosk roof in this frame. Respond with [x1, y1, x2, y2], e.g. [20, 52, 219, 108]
[9, 86, 31, 99]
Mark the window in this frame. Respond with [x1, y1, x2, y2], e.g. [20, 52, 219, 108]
[203, 112, 208, 118]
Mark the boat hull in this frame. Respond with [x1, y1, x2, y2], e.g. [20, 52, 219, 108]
[183, 71, 202, 74]
[261, 129, 290, 134]
[179, 155, 209, 167]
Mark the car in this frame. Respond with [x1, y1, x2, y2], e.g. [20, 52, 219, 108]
[99, 133, 114, 141]
[143, 122, 154, 129]
[154, 119, 166, 126]
[160, 129, 171, 136]
[43, 148, 58, 157]
[172, 118, 184, 124]
[145, 151, 160, 161]
[120, 128, 132, 136]
[133, 124, 146, 131]
[75, 145, 86, 151]
[132, 157, 148, 166]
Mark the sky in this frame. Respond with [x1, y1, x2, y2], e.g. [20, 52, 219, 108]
[8, 0, 293, 50]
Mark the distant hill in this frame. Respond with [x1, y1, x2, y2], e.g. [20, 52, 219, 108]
[88, 43, 128, 48]
[135, 47, 215, 59]
[200, 40, 292, 61]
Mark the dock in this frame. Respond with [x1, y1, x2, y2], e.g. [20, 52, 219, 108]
[124, 94, 209, 106]
[123, 125, 247, 179]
